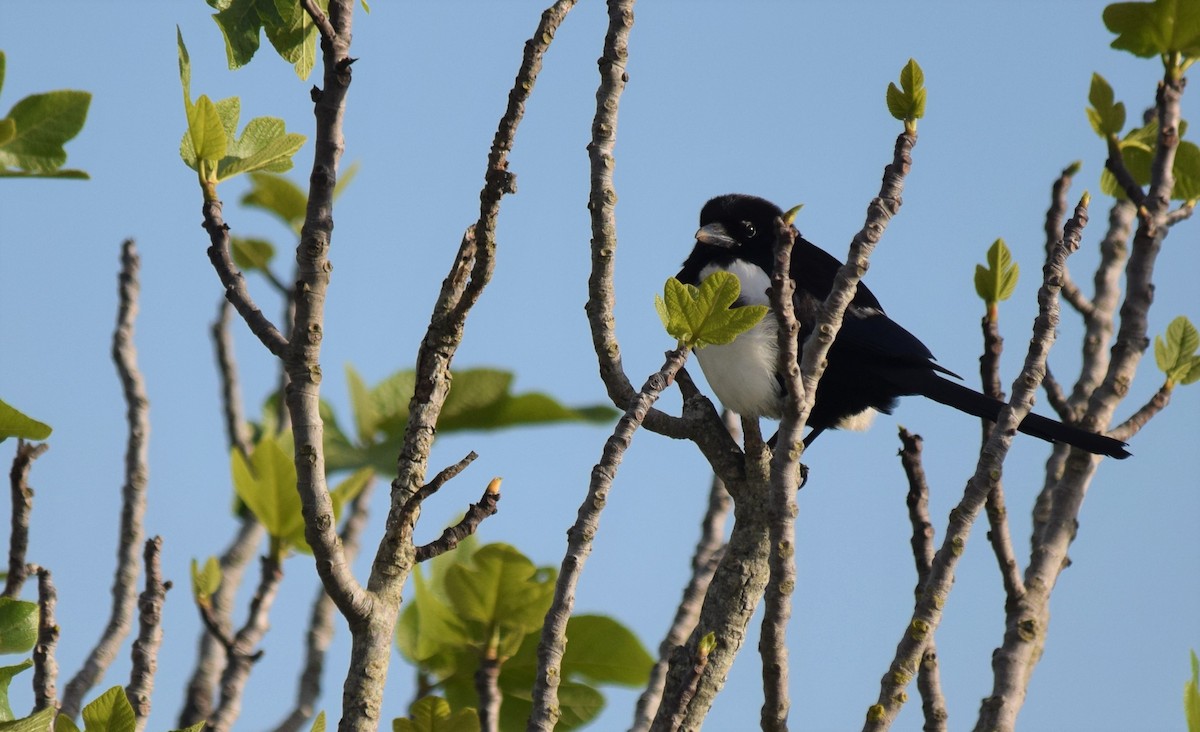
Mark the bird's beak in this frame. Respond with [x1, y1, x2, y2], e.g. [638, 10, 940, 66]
[695, 223, 737, 248]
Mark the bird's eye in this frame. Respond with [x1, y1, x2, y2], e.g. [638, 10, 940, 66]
[740, 221, 756, 238]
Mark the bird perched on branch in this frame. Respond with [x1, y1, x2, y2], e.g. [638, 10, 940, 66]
[675, 193, 1130, 459]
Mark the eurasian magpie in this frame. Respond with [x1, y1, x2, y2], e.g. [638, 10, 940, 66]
[676, 193, 1130, 459]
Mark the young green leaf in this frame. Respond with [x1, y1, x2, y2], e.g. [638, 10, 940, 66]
[1086, 72, 1127, 137]
[190, 556, 222, 605]
[309, 711, 326, 732]
[0, 91, 90, 175]
[559, 615, 654, 686]
[393, 697, 479, 732]
[0, 661, 32, 722]
[211, 0, 266, 69]
[656, 272, 769, 349]
[80, 686, 137, 732]
[0, 707, 54, 732]
[974, 238, 1020, 310]
[230, 434, 299, 547]
[442, 543, 555, 642]
[886, 58, 927, 131]
[0, 399, 52, 442]
[1154, 315, 1200, 385]
[242, 171, 308, 232]
[1104, 0, 1200, 71]
[230, 236, 276, 272]
[263, 0, 321, 80]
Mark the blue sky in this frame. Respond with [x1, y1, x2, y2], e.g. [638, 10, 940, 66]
[2, 2, 1198, 731]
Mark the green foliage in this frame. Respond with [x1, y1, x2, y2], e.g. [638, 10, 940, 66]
[231, 433, 371, 558]
[1155, 316, 1200, 385]
[0, 399, 51, 443]
[396, 542, 652, 731]
[0, 661, 31, 721]
[231, 236, 277, 272]
[0, 51, 90, 179]
[206, 0, 327, 79]
[1186, 650, 1200, 732]
[1099, 117, 1200, 200]
[1104, 0, 1200, 74]
[393, 697, 479, 732]
[886, 58, 926, 131]
[309, 711, 326, 732]
[242, 171, 308, 232]
[655, 272, 768, 350]
[325, 366, 618, 475]
[71, 686, 137, 732]
[0, 707, 51, 732]
[1086, 73, 1127, 137]
[974, 238, 1020, 308]
[177, 30, 306, 201]
[190, 556, 222, 606]
[0, 599, 37, 655]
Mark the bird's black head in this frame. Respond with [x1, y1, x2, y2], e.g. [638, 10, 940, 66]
[695, 194, 789, 271]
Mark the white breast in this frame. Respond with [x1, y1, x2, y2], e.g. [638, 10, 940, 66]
[693, 261, 784, 419]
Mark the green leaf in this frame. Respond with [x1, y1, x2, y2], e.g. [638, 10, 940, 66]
[973, 238, 1020, 305]
[1104, 0, 1200, 62]
[216, 116, 306, 180]
[0, 599, 37, 655]
[396, 567, 471, 668]
[1173, 139, 1200, 200]
[442, 544, 555, 644]
[346, 364, 381, 445]
[393, 697, 479, 732]
[211, 0, 268, 69]
[0, 52, 6, 99]
[1187, 649, 1200, 732]
[0, 707, 54, 732]
[886, 58, 926, 127]
[231, 434, 299, 546]
[657, 272, 768, 349]
[309, 711, 326, 732]
[190, 556, 221, 604]
[54, 711, 80, 732]
[1155, 315, 1200, 384]
[0, 399, 52, 442]
[0, 120, 15, 148]
[80, 686, 137, 732]
[0, 661, 32, 721]
[560, 615, 653, 686]
[230, 237, 277, 272]
[0, 90, 90, 174]
[242, 172, 308, 231]
[1086, 73, 1127, 137]
[264, 0, 321, 80]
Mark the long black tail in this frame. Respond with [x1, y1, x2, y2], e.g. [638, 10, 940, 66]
[899, 371, 1130, 459]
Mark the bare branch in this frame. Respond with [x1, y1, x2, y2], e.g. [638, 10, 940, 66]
[1108, 381, 1171, 441]
[529, 347, 689, 731]
[207, 555, 284, 732]
[211, 300, 253, 458]
[301, 0, 336, 44]
[1040, 367, 1073, 422]
[1042, 163, 1094, 318]
[868, 193, 1088, 731]
[1165, 199, 1195, 227]
[475, 655, 501, 732]
[32, 566, 59, 713]
[6, 440, 47, 598]
[396, 452, 479, 527]
[897, 429, 947, 732]
[1104, 136, 1148, 207]
[62, 239, 152, 719]
[630, 413, 734, 732]
[414, 480, 501, 563]
[127, 537, 171, 732]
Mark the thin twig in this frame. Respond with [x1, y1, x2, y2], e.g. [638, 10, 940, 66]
[1043, 163, 1094, 318]
[211, 300, 253, 459]
[529, 347, 690, 731]
[1107, 382, 1171, 441]
[6, 440, 47, 598]
[207, 555, 285, 732]
[897, 429, 948, 732]
[32, 566, 59, 713]
[630, 414, 734, 732]
[301, 0, 337, 42]
[61, 239, 152, 720]
[867, 193, 1088, 731]
[414, 480, 501, 563]
[127, 537, 171, 732]
[396, 452, 479, 528]
[1165, 200, 1195, 227]
[178, 516, 264, 727]
[1040, 367, 1073, 422]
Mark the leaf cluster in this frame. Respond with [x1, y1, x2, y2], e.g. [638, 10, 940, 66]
[177, 30, 306, 201]
[206, 0, 327, 79]
[396, 541, 652, 731]
[0, 52, 90, 179]
[394, 696, 479, 732]
[1104, 0, 1200, 76]
[1155, 316, 1200, 386]
[655, 272, 768, 350]
[322, 366, 618, 476]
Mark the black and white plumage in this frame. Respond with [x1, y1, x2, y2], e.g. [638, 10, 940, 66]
[676, 193, 1130, 459]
